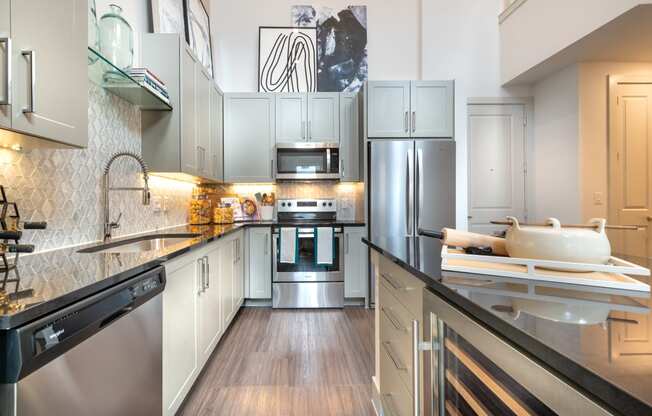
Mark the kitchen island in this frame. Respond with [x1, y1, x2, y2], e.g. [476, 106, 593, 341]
[364, 235, 652, 416]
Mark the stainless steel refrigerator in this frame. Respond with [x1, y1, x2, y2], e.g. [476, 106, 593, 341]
[368, 139, 455, 304]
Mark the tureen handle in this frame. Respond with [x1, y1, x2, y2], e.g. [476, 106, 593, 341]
[546, 218, 562, 230]
[588, 218, 607, 234]
[506, 216, 520, 230]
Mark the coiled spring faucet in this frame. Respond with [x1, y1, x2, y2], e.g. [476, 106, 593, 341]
[103, 151, 151, 241]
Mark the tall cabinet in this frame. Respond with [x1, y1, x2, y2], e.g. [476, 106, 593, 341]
[141, 33, 222, 181]
[0, 0, 87, 148]
[367, 80, 454, 138]
[339, 93, 361, 181]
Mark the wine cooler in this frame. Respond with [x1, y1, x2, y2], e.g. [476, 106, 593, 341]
[422, 290, 613, 416]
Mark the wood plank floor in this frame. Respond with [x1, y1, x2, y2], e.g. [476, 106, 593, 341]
[179, 307, 375, 416]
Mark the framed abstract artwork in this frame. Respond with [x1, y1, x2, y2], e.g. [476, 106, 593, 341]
[258, 26, 317, 93]
[184, 0, 214, 76]
[151, 0, 185, 35]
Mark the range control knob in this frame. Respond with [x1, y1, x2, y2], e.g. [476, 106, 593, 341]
[328, 202, 333, 207]
[322, 202, 327, 207]
[281, 202, 286, 207]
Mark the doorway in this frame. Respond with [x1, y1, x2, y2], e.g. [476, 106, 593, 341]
[467, 104, 527, 235]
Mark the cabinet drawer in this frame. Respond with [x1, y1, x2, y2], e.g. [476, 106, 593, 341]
[380, 335, 413, 416]
[379, 284, 416, 396]
[379, 256, 424, 318]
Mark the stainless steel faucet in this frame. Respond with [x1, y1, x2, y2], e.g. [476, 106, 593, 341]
[103, 151, 151, 241]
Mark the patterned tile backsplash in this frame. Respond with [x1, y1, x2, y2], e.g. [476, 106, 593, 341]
[0, 85, 194, 252]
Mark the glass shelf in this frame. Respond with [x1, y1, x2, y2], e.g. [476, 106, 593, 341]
[88, 47, 172, 111]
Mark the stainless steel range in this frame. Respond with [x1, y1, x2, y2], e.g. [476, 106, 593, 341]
[272, 199, 344, 308]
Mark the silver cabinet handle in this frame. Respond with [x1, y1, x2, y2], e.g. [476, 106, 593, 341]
[383, 394, 400, 416]
[270, 159, 274, 179]
[0, 38, 11, 105]
[412, 111, 416, 133]
[21, 50, 35, 113]
[381, 306, 407, 332]
[264, 233, 269, 255]
[301, 120, 306, 140]
[345, 233, 350, 254]
[404, 111, 408, 133]
[416, 148, 423, 231]
[412, 320, 420, 416]
[205, 256, 210, 289]
[308, 120, 311, 140]
[340, 158, 345, 179]
[382, 341, 406, 371]
[406, 149, 414, 235]
[198, 258, 204, 294]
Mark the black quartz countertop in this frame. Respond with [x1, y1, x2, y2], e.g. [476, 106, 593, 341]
[0, 221, 365, 330]
[363, 235, 652, 416]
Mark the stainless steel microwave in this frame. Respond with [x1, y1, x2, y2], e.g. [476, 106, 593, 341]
[275, 143, 340, 180]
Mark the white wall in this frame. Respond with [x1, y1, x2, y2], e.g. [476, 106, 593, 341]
[531, 64, 580, 223]
[209, 0, 421, 91]
[421, 0, 531, 229]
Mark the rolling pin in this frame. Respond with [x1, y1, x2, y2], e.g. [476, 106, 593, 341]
[418, 228, 508, 256]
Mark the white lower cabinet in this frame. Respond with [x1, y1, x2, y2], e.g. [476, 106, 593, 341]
[247, 228, 272, 299]
[163, 231, 244, 416]
[344, 227, 368, 299]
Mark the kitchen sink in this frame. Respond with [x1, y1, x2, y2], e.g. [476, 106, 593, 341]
[77, 233, 201, 254]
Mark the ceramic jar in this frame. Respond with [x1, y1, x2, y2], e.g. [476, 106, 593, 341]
[504, 217, 611, 264]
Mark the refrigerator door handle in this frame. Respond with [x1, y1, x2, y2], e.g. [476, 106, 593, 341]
[416, 148, 423, 231]
[406, 148, 414, 236]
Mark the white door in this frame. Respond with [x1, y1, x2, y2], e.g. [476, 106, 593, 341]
[467, 104, 526, 235]
[609, 82, 652, 260]
[307, 92, 339, 142]
[276, 93, 307, 143]
[248, 228, 272, 299]
[410, 81, 454, 137]
[367, 81, 410, 138]
[219, 238, 235, 329]
[181, 47, 198, 176]
[10, 0, 87, 147]
[224, 93, 276, 182]
[0, 0, 9, 129]
[163, 255, 199, 416]
[198, 248, 222, 366]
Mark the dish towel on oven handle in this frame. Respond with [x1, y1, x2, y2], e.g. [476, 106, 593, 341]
[279, 227, 298, 264]
[315, 227, 334, 265]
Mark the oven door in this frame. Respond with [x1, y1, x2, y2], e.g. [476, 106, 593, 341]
[273, 228, 344, 282]
[276, 143, 340, 180]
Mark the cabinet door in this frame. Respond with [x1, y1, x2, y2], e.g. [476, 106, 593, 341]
[0, 0, 9, 129]
[198, 248, 222, 367]
[307, 93, 339, 142]
[219, 238, 235, 329]
[163, 255, 199, 416]
[10, 0, 87, 147]
[195, 65, 211, 177]
[367, 81, 410, 138]
[410, 81, 454, 137]
[276, 93, 307, 143]
[248, 228, 272, 299]
[209, 82, 224, 181]
[181, 47, 198, 175]
[339, 93, 360, 181]
[344, 228, 368, 299]
[224, 93, 276, 182]
[233, 233, 245, 307]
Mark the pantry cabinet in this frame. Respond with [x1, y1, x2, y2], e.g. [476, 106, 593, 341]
[339, 93, 361, 181]
[224, 93, 276, 182]
[247, 227, 272, 299]
[367, 80, 454, 138]
[344, 227, 368, 299]
[0, 0, 87, 148]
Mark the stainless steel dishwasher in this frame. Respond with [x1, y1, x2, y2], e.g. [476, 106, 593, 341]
[0, 266, 165, 416]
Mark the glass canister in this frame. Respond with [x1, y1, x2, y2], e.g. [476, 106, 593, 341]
[190, 194, 212, 225]
[88, 0, 101, 57]
[99, 4, 134, 70]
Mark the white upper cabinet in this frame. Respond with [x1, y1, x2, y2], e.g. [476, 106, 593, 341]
[367, 80, 454, 138]
[339, 93, 361, 181]
[224, 93, 276, 183]
[2, 0, 87, 148]
[367, 81, 411, 138]
[411, 81, 454, 137]
[180, 47, 198, 176]
[209, 82, 224, 181]
[308, 93, 340, 142]
[195, 65, 212, 177]
[0, 0, 10, 129]
[276, 93, 307, 143]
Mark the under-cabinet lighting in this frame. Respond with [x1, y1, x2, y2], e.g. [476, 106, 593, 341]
[148, 175, 196, 192]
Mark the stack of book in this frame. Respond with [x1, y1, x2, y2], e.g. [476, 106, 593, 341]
[127, 68, 170, 104]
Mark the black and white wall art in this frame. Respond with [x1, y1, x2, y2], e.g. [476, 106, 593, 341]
[184, 0, 213, 76]
[258, 26, 317, 93]
[151, 0, 186, 34]
[292, 5, 368, 92]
